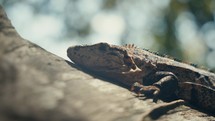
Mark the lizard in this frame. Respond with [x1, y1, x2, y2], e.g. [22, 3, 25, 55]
[67, 42, 215, 120]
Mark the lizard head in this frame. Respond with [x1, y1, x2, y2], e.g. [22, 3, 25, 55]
[67, 42, 157, 85]
[67, 42, 139, 72]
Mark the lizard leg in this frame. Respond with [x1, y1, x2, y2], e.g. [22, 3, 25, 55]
[131, 82, 160, 97]
[132, 72, 186, 120]
[152, 72, 178, 101]
[132, 71, 178, 101]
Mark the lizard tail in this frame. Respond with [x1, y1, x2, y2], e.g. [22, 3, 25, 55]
[141, 99, 185, 121]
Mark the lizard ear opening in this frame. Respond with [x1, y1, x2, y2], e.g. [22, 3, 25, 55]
[123, 54, 137, 70]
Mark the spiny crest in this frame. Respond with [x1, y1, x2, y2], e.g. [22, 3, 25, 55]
[143, 48, 168, 59]
[123, 44, 214, 72]
[123, 44, 137, 49]
[142, 48, 206, 70]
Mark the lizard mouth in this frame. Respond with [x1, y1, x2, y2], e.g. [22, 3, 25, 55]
[67, 42, 140, 73]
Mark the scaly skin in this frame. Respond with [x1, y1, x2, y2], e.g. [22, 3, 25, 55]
[67, 42, 215, 115]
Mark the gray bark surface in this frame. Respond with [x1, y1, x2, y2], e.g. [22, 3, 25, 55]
[0, 6, 214, 121]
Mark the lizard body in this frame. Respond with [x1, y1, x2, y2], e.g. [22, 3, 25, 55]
[67, 42, 215, 114]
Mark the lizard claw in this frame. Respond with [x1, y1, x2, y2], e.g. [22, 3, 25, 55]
[131, 82, 143, 92]
[131, 82, 161, 101]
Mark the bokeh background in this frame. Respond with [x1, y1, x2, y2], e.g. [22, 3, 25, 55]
[1, 0, 215, 71]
